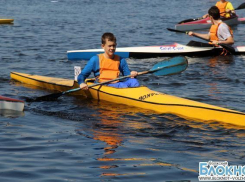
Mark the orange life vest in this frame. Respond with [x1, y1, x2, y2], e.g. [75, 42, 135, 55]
[209, 22, 233, 41]
[216, 1, 228, 17]
[98, 54, 120, 83]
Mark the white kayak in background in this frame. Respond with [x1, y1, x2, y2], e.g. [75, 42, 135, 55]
[67, 42, 245, 60]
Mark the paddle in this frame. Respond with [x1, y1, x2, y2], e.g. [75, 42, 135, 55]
[26, 56, 188, 102]
[166, 28, 235, 54]
[178, 2, 245, 24]
[178, 18, 202, 24]
[232, 2, 245, 11]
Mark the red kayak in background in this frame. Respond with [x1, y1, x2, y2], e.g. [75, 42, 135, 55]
[175, 16, 245, 31]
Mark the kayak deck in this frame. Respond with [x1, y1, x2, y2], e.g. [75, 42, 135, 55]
[10, 72, 245, 126]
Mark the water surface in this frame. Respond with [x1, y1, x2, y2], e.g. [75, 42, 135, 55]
[1, 0, 245, 181]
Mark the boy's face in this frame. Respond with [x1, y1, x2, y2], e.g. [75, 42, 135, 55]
[102, 39, 117, 58]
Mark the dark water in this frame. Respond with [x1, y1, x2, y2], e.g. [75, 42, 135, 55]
[1, 0, 245, 181]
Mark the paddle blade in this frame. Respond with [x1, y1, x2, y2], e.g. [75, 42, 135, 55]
[178, 18, 195, 24]
[150, 56, 188, 76]
[235, 3, 245, 10]
[219, 44, 236, 54]
[167, 28, 187, 34]
[178, 18, 201, 24]
[25, 88, 81, 102]
[25, 92, 64, 102]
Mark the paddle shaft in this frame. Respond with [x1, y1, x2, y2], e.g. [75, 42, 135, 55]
[35, 72, 150, 99]
[62, 69, 163, 95]
[167, 28, 209, 41]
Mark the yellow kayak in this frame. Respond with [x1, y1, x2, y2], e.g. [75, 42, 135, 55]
[10, 72, 245, 126]
[0, 19, 14, 24]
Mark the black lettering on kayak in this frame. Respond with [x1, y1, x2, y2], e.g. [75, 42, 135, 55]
[138, 93, 160, 101]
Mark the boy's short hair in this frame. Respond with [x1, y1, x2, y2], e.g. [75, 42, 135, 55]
[101, 32, 117, 44]
[208, 6, 220, 20]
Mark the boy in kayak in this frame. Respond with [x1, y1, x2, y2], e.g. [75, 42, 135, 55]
[189, 6, 234, 46]
[78, 32, 140, 90]
[203, 0, 235, 18]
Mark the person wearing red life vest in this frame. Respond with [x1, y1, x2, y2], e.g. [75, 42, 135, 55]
[78, 32, 140, 90]
[203, 0, 236, 19]
[189, 6, 234, 46]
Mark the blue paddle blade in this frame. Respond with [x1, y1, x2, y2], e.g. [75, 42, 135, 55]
[150, 56, 188, 76]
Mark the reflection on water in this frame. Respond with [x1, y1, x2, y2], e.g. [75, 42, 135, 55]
[73, 100, 200, 178]
[90, 107, 147, 177]
[204, 55, 235, 99]
[207, 55, 234, 67]
[0, 109, 24, 118]
[92, 110, 123, 155]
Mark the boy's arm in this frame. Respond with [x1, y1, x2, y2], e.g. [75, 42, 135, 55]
[77, 56, 98, 85]
[119, 58, 138, 77]
[119, 58, 131, 76]
[188, 31, 210, 41]
[226, 2, 235, 12]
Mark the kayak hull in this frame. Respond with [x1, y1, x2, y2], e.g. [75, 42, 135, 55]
[175, 16, 240, 31]
[0, 95, 24, 111]
[10, 72, 245, 126]
[67, 43, 223, 60]
[0, 19, 14, 24]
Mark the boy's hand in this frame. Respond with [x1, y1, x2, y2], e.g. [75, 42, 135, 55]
[188, 31, 194, 36]
[130, 71, 138, 78]
[80, 83, 89, 90]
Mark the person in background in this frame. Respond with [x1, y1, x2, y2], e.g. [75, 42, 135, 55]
[78, 32, 140, 90]
[203, 0, 235, 19]
[189, 6, 234, 46]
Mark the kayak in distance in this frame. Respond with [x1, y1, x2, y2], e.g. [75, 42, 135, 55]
[0, 95, 24, 112]
[0, 19, 14, 24]
[175, 2, 245, 31]
[10, 72, 245, 127]
[67, 42, 245, 60]
[175, 16, 245, 31]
